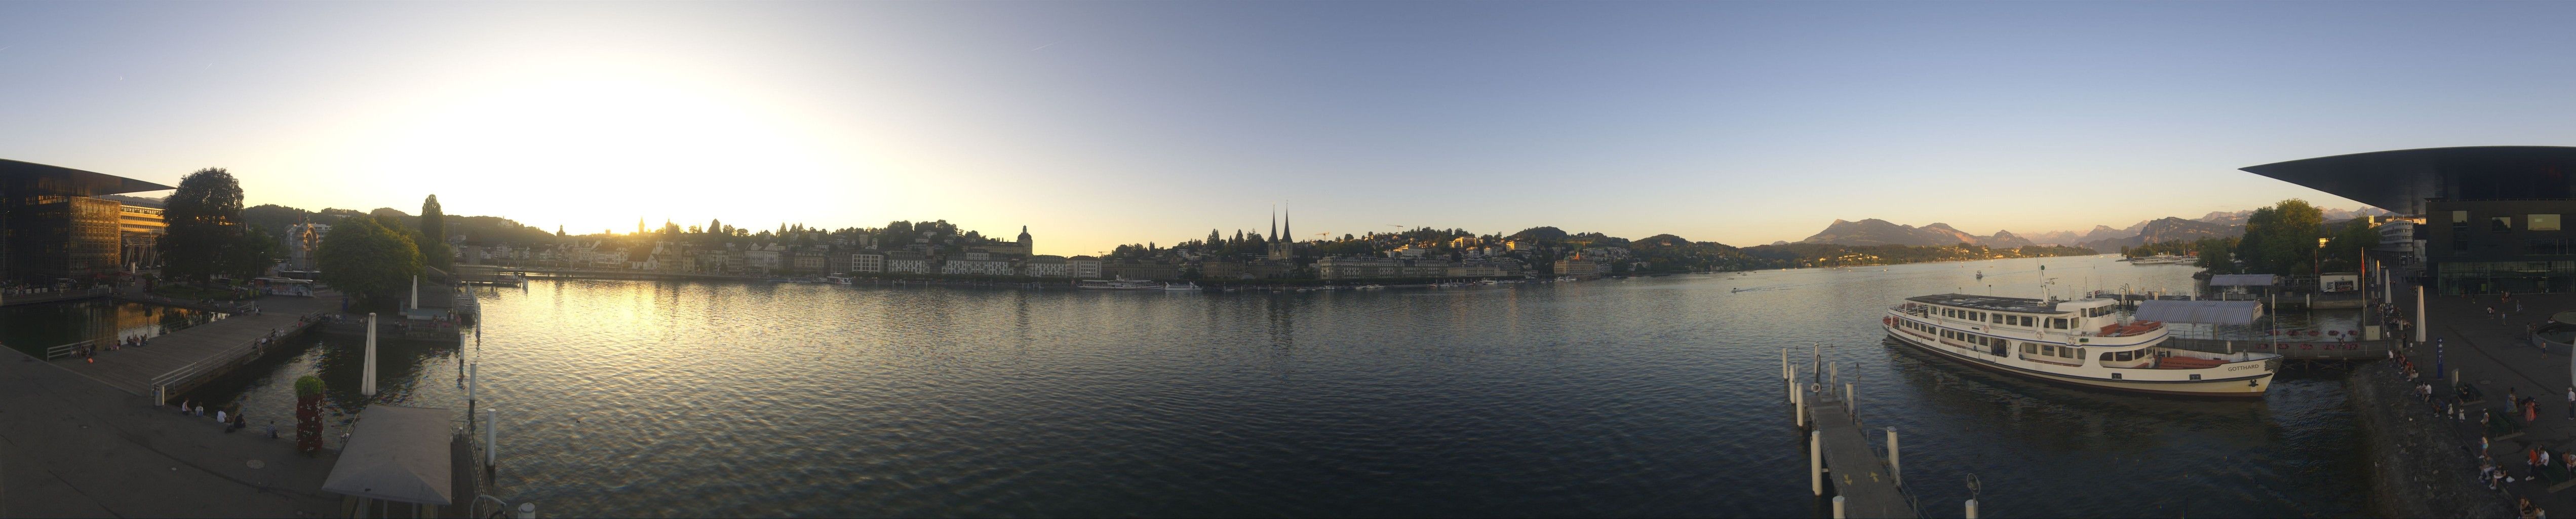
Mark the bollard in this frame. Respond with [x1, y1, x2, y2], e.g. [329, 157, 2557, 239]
[469, 362, 479, 405]
[1886, 427, 1900, 487]
[1794, 388, 1806, 428]
[1846, 383, 1855, 413]
[1831, 496, 1846, 518]
[517, 502, 535, 519]
[1966, 499, 1978, 519]
[486, 407, 498, 470]
[1810, 430, 1823, 496]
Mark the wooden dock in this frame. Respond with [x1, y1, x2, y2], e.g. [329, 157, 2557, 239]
[1802, 385, 1917, 518]
[51, 294, 335, 399]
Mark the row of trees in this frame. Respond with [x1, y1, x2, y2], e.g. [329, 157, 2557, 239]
[161, 167, 438, 311]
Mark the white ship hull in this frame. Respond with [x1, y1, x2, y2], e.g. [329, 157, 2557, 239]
[1883, 324, 2274, 396]
[1883, 295, 2279, 397]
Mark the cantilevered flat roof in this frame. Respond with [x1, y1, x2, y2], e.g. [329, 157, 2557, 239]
[2239, 146, 2576, 215]
[0, 159, 174, 197]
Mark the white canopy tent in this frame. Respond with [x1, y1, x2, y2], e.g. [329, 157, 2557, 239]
[322, 405, 453, 517]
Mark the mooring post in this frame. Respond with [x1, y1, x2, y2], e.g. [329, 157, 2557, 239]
[516, 503, 535, 519]
[1846, 383, 1855, 415]
[1810, 430, 1823, 496]
[1966, 499, 1978, 519]
[1794, 386, 1807, 428]
[1831, 496, 1846, 518]
[1887, 426, 1900, 487]
[469, 362, 479, 405]
[486, 407, 498, 470]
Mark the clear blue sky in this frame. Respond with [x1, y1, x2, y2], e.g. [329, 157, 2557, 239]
[5, 1, 2573, 254]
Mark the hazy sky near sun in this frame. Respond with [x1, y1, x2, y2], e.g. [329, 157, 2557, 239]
[6, 2, 2576, 255]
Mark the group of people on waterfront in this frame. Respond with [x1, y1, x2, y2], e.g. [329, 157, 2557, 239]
[169, 399, 279, 438]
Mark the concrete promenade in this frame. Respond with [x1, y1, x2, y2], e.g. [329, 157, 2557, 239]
[52, 293, 335, 398]
[2388, 273, 2576, 516]
[0, 342, 344, 516]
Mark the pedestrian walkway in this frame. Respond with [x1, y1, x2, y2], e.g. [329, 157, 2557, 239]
[52, 293, 334, 397]
[2397, 277, 2576, 517]
[0, 340, 344, 517]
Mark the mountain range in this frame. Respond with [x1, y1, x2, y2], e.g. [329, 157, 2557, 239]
[1800, 206, 2390, 250]
[1797, 219, 2035, 248]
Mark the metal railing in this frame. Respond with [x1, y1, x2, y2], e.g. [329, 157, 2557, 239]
[44, 340, 95, 360]
[148, 313, 325, 405]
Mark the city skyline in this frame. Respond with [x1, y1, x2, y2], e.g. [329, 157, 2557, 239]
[9, 2, 2576, 255]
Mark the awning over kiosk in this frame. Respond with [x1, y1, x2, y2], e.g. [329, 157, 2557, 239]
[2133, 300, 2265, 325]
[322, 405, 454, 506]
[2207, 274, 2278, 286]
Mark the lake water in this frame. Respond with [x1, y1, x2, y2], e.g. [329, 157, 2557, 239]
[0, 299, 223, 357]
[184, 254, 2368, 517]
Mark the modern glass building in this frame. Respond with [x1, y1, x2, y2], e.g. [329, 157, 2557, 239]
[1, 160, 174, 284]
[2241, 146, 2576, 294]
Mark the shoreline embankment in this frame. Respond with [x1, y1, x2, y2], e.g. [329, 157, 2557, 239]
[2345, 364, 2516, 517]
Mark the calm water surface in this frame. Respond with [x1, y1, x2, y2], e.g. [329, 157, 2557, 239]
[193, 255, 2368, 517]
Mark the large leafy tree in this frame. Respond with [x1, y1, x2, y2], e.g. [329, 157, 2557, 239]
[2238, 199, 2325, 275]
[163, 168, 246, 284]
[223, 224, 284, 280]
[419, 195, 451, 270]
[317, 216, 423, 309]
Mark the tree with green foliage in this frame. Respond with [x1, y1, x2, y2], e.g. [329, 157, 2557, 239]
[419, 195, 451, 270]
[163, 168, 246, 284]
[2194, 237, 2241, 274]
[317, 216, 423, 309]
[2319, 217, 2381, 272]
[2237, 199, 2325, 275]
[223, 224, 284, 280]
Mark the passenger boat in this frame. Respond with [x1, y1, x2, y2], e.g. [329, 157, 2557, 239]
[1161, 282, 1203, 292]
[823, 276, 855, 285]
[1882, 293, 2280, 397]
[1076, 279, 1165, 290]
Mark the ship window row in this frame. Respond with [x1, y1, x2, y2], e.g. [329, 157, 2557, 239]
[2018, 342, 2080, 359]
[1939, 329, 2005, 348]
[2102, 349, 2144, 362]
[1939, 307, 2049, 327]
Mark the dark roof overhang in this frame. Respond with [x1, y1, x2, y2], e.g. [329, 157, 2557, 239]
[0, 159, 175, 197]
[2239, 146, 2576, 215]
